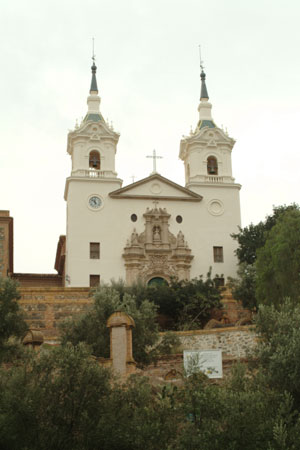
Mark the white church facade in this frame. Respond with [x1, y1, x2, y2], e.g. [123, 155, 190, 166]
[60, 61, 241, 288]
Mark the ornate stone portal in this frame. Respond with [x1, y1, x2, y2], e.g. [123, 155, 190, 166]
[123, 205, 193, 284]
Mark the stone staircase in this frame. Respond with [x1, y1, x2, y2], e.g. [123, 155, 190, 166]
[220, 287, 252, 324]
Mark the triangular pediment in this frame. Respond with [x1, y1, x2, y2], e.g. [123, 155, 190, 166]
[109, 174, 202, 202]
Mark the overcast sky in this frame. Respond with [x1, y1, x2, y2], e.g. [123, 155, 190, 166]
[0, 0, 299, 273]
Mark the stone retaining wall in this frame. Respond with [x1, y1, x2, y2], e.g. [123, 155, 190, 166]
[19, 287, 92, 339]
[173, 326, 256, 358]
[19, 288, 256, 359]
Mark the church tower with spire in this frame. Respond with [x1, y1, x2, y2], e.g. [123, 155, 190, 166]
[180, 68, 238, 190]
[179, 66, 241, 231]
[64, 60, 123, 287]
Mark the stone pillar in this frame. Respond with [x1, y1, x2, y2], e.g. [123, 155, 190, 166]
[107, 312, 136, 376]
[0, 211, 13, 277]
[161, 217, 169, 245]
[145, 217, 152, 245]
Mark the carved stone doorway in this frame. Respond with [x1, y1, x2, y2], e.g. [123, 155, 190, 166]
[147, 277, 168, 286]
[123, 205, 194, 285]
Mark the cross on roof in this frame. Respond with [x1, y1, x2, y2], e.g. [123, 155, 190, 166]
[146, 149, 163, 174]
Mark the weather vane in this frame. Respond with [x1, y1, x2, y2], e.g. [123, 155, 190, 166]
[92, 37, 96, 64]
[199, 44, 204, 71]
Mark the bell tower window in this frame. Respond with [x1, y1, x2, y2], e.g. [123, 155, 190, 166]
[207, 156, 218, 175]
[89, 151, 101, 170]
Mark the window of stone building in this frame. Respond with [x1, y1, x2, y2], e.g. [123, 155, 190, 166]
[90, 242, 100, 259]
[207, 156, 218, 175]
[89, 150, 101, 169]
[213, 246, 224, 263]
[90, 274, 100, 287]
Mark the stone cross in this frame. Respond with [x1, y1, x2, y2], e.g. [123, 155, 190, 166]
[146, 149, 163, 174]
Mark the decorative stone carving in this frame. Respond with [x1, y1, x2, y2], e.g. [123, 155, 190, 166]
[123, 205, 194, 284]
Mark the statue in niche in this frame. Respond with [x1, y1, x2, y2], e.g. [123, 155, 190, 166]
[131, 228, 139, 245]
[123, 207, 194, 284]
[153, 226, 161, 242]
[177, 231, 185, 247]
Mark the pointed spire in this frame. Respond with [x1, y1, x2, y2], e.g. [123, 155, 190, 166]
[85, 53, 102, 122]
[90, 61, 98, 93]
[200, 69, 209, 100]
[197, 65, 215, 129]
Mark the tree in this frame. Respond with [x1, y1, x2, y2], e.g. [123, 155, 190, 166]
[111, 271, 222, 330]
[0, 277, 27, 361]
[231, 222, 266, 265]
[231, 204, 299, 266]
[228, 262, 257, 310]
[230, 204, 299, 309]
[60, 286, 159, 365]
[256, 209, 300, 307]
[173, 367, 299, 450]
[252, 297, 300, 412]
[0, 344, 112, 450]
[0, 345, 179, 450]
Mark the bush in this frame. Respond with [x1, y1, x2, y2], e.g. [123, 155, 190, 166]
[112, 271, 222, 330]
[60, 286, 159, 365]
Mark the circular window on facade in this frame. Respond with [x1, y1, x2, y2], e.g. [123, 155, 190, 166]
[131, 214, 137, 222]
[176, 215, 183, 223]
[147, 277, 168, 286]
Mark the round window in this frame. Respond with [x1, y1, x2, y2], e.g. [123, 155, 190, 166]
[176, 215, 183, 223]
[131, 214, 137, 222]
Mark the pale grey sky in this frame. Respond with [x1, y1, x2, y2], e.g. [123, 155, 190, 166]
[0, 0, 299, 273]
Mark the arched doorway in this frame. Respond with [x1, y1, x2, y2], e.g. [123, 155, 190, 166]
[147, 277, 168, 287]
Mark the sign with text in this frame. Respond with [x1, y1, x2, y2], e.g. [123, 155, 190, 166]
[183, 350, 223, 378]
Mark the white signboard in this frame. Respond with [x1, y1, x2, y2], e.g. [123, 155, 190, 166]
[183, 350, 223, 378]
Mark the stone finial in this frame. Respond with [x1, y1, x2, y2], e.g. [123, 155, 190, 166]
[22, 329, 44, 350]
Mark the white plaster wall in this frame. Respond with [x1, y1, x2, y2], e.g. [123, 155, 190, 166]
[65, 176, 241, 287]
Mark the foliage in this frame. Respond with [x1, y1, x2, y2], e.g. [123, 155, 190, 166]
[0, 345, 178, 450]
[255, 208, 300, 307]
[173, 368, 296, 450]
[228, 262, 257, 310]
[5, 299, 300, 448]
[0, 277, 27, 361]
[230, 204, 299, 310]
[232, 204, 300, 266]
[253, 298, 300, 409]
[112, 270, 222, 330]
[97, 375, 179, 449]
[0, 344, 111, 450]
[155, 331, 181, 355]
[60, 286, 159, 365]
[231, 222, 266, 265]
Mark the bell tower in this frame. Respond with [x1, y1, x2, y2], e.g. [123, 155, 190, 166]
[179, 68, 238, 192]
[65, 61, 121, 184]
[64, 59, 123, 287]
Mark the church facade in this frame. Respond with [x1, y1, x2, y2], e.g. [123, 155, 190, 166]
[58, 62, 241, 288]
